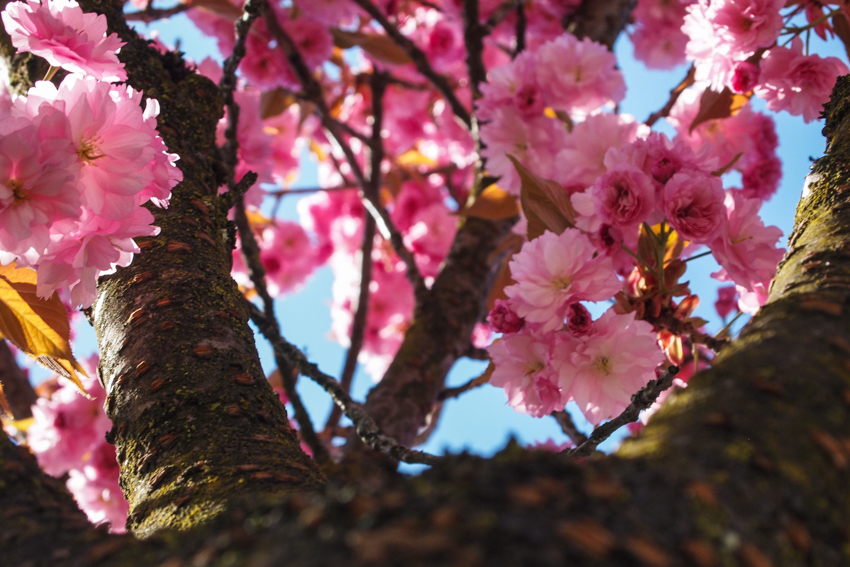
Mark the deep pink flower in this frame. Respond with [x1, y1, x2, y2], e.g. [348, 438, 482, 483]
[566, 303, 592, 336]
[755, 37, 849, 123]
[488, 299, 524, 334]
[504, 229, 621, 333]
[591, 162, 657, 230]
[661, 171, 726, 243]
[715, 285, 738, 319]
[2, 0, 126, 82]
[731, 61, 760, 93]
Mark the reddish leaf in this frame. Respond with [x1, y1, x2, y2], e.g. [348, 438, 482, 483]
[459, 185, 520, 220]
[507, 155, 576, 240]
[331, 29, 412, 66]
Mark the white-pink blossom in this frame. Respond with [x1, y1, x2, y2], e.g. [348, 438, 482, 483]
[535, 34, 625, 113]
[555, 308, 666, 425]
[755, 37, 849, 123]
[488, 330, 567, 417]
[504, 229, 622, 333]
[2, 0, 127, 82]
[709, 191, 784, 291]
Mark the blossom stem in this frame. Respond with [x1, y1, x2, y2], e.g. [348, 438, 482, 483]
[682, 250, 713, 263]
[42, 66, 58, 81]
[715, 310, 745, 339]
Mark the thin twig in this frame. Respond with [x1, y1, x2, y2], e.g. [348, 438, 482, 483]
[248, 303, 443, 466]
[350, 0, 472, 129]
[513, 1, 526, 58]
[125, 3, 190, 23]
[266, 184, 359, 197]
[463, 0, 487, 99]
[219, 171, 258, 212]
[235, 203, 330, 464]
[482, 0, 524, 35]
[437, 365, 492, 401]
[265, 11, 428, 298]
[218, 0, 262, 185]
[645, 65, 695, 128]
[325, 72, 387, 432]
[550, 410, 589, 446]
[564, 366, 680, 458]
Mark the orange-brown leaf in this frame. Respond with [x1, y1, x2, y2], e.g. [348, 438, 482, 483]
[0, 263, 89, 397]
[459, 185, 520, 220]
[331, 29, 413, 66]
[508, 155, 575, 240]
[833, 12, 850, 62]
[191, 0, 244, 21]
[689, 87, 751, 134]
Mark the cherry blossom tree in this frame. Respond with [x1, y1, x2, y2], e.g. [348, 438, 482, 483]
[2, 0, 850, 564]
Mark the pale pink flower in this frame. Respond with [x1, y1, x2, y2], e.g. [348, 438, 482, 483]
[479, 51, 544, 120]
[504, 229, 622, 333]
[555, 308, 666, 425]
[488, 298, 524, 334]
[755, 37, 849, 123]
[66, 442, 127, 532]
[0, 113, 80, 257]
[2, 0, 127, 82]
[709, 191, 784, 291]
[293, 0, 358, 25]
[553, 112, 643, 193]
[661, 170, 726, 243]
[737, 280, 769, 314]
[683, 0, 783, 89]
[631, 0, 693, 70]
[402, 202, 457, 279]
[480, 106, 567, 195]
[590, 162, 657, 230]
[535, 34, 625, 113]
[258, 222, 322, 296]
[488, 330, 567, 417]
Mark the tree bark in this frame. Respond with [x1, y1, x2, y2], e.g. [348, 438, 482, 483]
[0, 340, 37, 420]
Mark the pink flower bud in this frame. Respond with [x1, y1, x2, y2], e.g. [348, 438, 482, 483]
[488, 299, 524, 334]
[731, 61, 760, 94]
[566, 303, 592, 336]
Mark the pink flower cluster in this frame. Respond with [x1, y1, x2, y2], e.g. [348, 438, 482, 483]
[0, 0, 181, 307]
[681, 0, 848, 122]
[631, 0, 695, 70]
[27, 356, 128, 532]
[479, 34, 626, 194]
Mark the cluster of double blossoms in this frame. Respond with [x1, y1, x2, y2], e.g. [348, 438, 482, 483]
[0, 0, 181, 308]
[479, 0, 847, 425]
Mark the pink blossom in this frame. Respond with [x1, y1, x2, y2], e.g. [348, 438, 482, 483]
[0, 113, 80, 257]
[755, 37, 849, 123]
[488, 330, 567, 417]
[566, 302, 592, 336]
[479, 51, 544, 120]
[631, 0, 693, 70]
[293, 0, 359, 25]
[709, 191, 784, 291]
[259, 222, 322, 296]
[683, 0, 783, 89]
[555, 308, 666, 425]
[590, 162, 656, 230]
[731, 61, 760, 93]
[604, 131, 714, 188]
[2, 0, 127, 82]
[66, 443, 127, 532]
[740, 155, 782, 201]
[714, 285, 738, 319]
[402, 202, 457, 278]
[661, 171, 726, 243]
[553, 112, 643, 192]
[504, 229, 621, 333]
[479, 106, 567, 195]
[737, 280, 769, 314]
[535, 34, 625, 113]
[488, 298, 524, 334]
